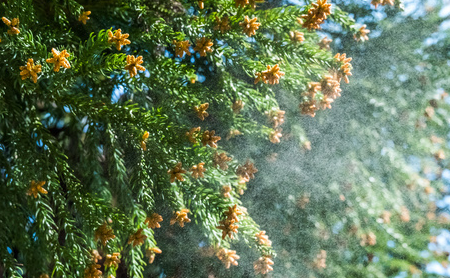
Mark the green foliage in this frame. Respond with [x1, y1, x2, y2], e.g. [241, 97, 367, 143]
[1, 0, 449, 277]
